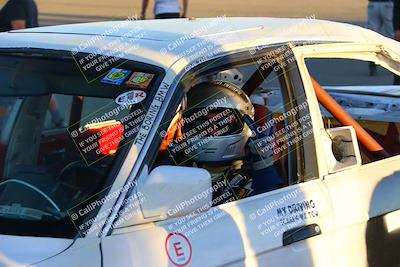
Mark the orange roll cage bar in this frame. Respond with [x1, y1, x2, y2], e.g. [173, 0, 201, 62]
[311, 77, 390, 160]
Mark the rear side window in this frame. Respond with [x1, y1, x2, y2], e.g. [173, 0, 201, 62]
[306, 58, 400, 163]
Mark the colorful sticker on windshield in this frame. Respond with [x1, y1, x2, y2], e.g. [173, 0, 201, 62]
[101, 68, 132, 85]
[126, 72, 155, 89]
[115, 90, 147, 105]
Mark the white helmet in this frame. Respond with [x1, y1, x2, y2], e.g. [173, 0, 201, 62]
[182, 81, 254, 163]
[209, 69, 244, 87]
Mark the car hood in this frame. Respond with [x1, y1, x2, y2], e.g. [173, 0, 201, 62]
[0, 235, 73, 266]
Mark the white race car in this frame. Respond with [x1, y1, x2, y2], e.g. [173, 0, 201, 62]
[0, 17, 399, 267]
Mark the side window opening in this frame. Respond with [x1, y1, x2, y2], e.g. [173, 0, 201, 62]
[305, 58, 400, 164]
[148, 51, 312, 209]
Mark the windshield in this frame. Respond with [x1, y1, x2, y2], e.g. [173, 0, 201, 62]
[0, 51, 164, 238]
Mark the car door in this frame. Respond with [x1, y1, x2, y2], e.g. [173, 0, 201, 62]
[292, 42, 400, 266]
[102, 182, 334, 267]
[101, 45, 335, 267]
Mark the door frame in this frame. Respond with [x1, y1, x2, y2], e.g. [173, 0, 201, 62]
[106, 42, 321, 233]
[291, 42, 400, 177]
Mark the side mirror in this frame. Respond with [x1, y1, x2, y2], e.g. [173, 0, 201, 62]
[324, 126, 362, 173]
[137, 165, 212, 221]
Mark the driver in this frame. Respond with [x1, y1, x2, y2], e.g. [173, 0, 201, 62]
[168, 80, 283, 204]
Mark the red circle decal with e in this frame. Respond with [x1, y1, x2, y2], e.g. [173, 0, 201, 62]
[165, 233, 192, 266]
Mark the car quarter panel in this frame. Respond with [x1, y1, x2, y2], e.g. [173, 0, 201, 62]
[323, 155, 400, 267]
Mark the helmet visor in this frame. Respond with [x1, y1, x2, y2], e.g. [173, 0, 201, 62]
[182, 108, 244, 137]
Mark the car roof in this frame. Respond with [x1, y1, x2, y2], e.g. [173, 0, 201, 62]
[0, 17, 396, 70]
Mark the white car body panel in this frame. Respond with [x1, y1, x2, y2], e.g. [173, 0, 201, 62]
[0, 236, 73, 266]
[292, 42, 400, 267]
[34, 238, 101, 267]
[104, 180, 334, 267]
[0, 17, 399, 266]
[325, 156, 400, 267]
[0, 17, 398, 73]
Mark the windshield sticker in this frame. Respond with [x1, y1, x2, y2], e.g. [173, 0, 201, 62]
[133, 82, 170, 146]
[126, 72, 155, 89]
[101, 68, 132, 85]
[115, 90, 147, 105]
